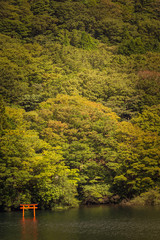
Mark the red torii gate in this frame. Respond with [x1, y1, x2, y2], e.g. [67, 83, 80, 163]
[20, 204, 38, 217]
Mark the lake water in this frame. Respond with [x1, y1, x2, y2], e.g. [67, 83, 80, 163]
[0, 205, 160, 240]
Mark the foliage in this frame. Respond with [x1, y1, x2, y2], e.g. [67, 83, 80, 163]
[112, 121, 160, 198]
[0, 0, 160, 209]
[0, 106, 79, 210]
[129, 189, 160, 206]
[132, 105, 160, 133]
[118, 37, 146, 55]
[82, 184, 113, 204]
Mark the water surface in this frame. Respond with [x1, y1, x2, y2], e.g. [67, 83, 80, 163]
[0, 205, 160, 240]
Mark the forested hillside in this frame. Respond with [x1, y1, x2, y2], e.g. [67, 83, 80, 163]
[0, 0, 160, 210]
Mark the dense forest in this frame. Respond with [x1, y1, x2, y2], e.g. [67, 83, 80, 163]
[0, 0, 160, 211]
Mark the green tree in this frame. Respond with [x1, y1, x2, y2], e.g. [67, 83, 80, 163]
[80, 32, 97, 50]
[112, 121, 160, 198]
[0, 106, 79, 210]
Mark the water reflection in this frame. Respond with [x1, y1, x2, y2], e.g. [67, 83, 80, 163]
[21, 217, 38, 240]
[1, 206, 160, 240]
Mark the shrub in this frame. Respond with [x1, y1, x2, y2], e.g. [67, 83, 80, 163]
[130, 189, 160, 206]
[82, 184, 113, 204]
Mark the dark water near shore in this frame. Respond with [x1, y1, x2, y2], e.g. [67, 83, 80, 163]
[1, 205, 160, 240]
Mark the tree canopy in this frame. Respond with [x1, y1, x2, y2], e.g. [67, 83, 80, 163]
[0, 0, 160, 210]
